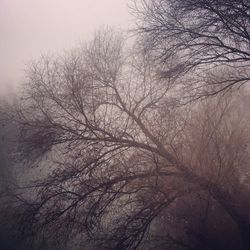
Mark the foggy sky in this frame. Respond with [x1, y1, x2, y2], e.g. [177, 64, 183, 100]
[0, 0, 132, 95]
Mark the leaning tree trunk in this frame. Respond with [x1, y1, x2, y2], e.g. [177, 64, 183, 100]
[199, 178, 250, 250]
[215, 185, 250, 250]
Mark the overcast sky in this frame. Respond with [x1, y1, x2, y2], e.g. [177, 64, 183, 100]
[0, 0, 132, 95]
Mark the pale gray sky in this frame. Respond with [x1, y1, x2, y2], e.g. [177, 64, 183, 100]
[0, 0, 132, 95]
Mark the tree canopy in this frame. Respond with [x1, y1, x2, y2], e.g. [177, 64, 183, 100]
[1, 1, 250, 249]
[134, 0, 250, 99]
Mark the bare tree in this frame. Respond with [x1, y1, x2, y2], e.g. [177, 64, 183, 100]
[4, 29, 250, 249]
[133, 0, 250, 99]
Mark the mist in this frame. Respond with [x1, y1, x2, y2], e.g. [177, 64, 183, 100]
[0, 0, 132, 95]
[1, 1, 250, 250]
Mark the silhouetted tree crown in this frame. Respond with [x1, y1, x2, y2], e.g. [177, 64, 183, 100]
[134, 0, 250, 98]
[1, 3, 250, 249]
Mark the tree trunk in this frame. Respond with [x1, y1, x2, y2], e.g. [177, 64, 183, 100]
[184, 171, 250, 249]
[206, 182, 250, 250]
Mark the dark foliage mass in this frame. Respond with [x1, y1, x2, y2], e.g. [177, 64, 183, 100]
[1, 1, 250, 249]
